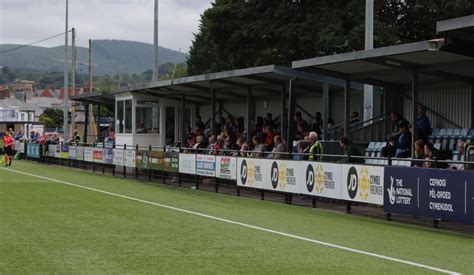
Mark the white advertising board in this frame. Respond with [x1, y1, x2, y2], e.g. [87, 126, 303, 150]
[341, 164, 384, 205]
[215, 156, 237, 180]
[179, 153, 196, 175]
[113, 149, 124, 166]
[123, 149, 136, 167]
[68, 145, 77, 159]
[84, 147, 93, 162]
[299, 162, 342, 199]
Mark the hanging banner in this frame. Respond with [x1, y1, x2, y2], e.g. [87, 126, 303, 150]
[68, 145, 77, 160]
[135, 150, 149, 169]
[179, 153, 196, 175]
[54, 145, 61, 158]
[341, 164, 384, 205]
[112, 149, 124, 166]
[237, 158, 270, 189]
[76, 146, 84, 161]
[92, 148, 103, 163]
[84, 147, 93, 162]
[148, 151, 164, 170]
[196, 154, 216, 177]
[164, 151, 179, 172]
[60, 145, 69, 159]
[300, 162, 342, 199]
[215, 156, 237, 180]
[48, 144, 56, 157]
[103, 148, 113, 164]
[384, 166, 473, 224]
[123, 149, 136, 167]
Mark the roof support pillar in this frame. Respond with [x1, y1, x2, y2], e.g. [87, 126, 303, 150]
[280, 84, 286, 138]
[84, 104, 89, 143]
[411, 70, 419, 158]
[344, 79, 351, 138]
[246, 87, 252, 143]
[471, 82, 474, 129]
[210, 81, 216, 135]
[96, 103, 101, 143]
[287, 79, 296, 152]
[323, 83, 329, 140]
[181, 95, 186, 144]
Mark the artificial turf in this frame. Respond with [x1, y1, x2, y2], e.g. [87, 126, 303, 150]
[0, 161, 472, 274]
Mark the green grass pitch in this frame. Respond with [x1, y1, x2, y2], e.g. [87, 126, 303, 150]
[0, 161, 472, 274]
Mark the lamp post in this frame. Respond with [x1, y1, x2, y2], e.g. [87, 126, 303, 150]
[152, 0, 159, 82]
[63, 0, 69, 141]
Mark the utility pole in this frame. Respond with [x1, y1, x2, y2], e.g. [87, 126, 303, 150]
[152, 0, 159, 82]
[71, 27, 76, 133]
[63, 0, 69, 141]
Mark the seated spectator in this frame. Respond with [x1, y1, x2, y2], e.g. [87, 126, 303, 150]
[390, 112, 409, 136]
[250, 135, 267, 158]
[262, 125, 275, 151]
[338, 136, 364, 163]
[382, 135, 397, 157]
[423, 156, 434, 168]
[424, 142, 440, 159]
[416, 105, 431, 142]
[193, 135, 207, 152]
[395, 121, 412, 158]
[303, 131, 323, 161]
[239, 138, 249, 157]
[195, 116, 205, 131]
[269, 135, 287, 159]
[451, 139, 467, 170]
[413, 139, 425, 167]
[222, 137, 238, 155]
[206, 135, 217, 154]
[295, 121, 309, 141]
[350, 112, 360, 124]
[312, 112, 323, 130]
[69, 130, 81, 144]
[293, 141, 308, 161]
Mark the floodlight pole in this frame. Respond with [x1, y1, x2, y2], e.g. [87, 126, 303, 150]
[152, 0, 159, 82]
[63, 0, 69, 141]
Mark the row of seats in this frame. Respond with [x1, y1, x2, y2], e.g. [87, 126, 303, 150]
[428, 128, 474, 151]
[364, 142, 411, 167]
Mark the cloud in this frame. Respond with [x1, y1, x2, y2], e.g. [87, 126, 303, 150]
[0, 0, 213, 52]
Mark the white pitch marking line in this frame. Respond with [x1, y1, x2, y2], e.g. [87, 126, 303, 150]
[0, 167, 461, 275]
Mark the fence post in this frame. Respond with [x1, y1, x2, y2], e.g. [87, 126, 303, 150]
[162, 146, 166, 184]
[214, 150, 218, 193]
[312, 197, 317, 208]
[261, 190, 265, 200]
[123, 144, 127, 178]
[112, 143, 116, 177]
[102, 142, 105, 174]
[135, 144, 139, 179]
[92, 143, 96, 173]
[149, 145, 152, 182]
[346, 202, 352, 214]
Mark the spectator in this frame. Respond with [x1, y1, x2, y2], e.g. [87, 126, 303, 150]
[262, 125, 275, 150]
[296, 121, 309, 141]
[350, 112, 360, 124]
[413, 139, 425, 167]
[382, 135, 397, 158]
[31, 132, 40, 143]
[207, 135, 217, 154]
[304, 131, 323, 161]
[416, 105, 431, 142]
[69, 130, 81, 144]
[264, 113, 274, 128]
[338, 136, 364, 163]
[250, 135, 267, 158]
[14, 130, 23, 141]
[395, 121, 412, 158]
[269, 135, 287, 159]
[424, 142, 440, 159]
[327, 117, 335, 129]
[105, 127, 115, 144]
[193, 135, 207, 152]
[311, 112, 323, 137]
[390, 112, 409, 135]
[423, 156, 434, 168]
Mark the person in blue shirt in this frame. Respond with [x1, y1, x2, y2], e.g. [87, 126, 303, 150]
[417, 105, 431, 142]
[396, 121, 412, 158]
[14, 130, 23, 140]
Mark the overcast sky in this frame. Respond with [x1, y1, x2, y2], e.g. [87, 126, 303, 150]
[0, 0, 214, 52]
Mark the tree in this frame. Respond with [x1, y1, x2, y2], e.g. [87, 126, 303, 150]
[187, 0, 474, 75]
[39, 108, 64, 129]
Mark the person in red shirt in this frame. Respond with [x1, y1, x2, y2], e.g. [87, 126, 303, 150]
[3, 132, 14, 166]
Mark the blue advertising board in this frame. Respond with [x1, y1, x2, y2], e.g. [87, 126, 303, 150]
[384, 166, 473, 224]
[103, 148, 113, 165]
[26, 143, 41, 158]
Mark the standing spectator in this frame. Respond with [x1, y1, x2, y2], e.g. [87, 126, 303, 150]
[195, 116, 205, 131]
[14, 131, 23, 141]
[269, 135, 287, 159]
[304, 131, 323, 161]
[105, 127, 115, 144]
[311, 112, 323, 137]
[350, 112, 360, 124]
[424, 142, 440, 159]
[338, 136, 364, 163]
[395, 121, 412, 158]
[417, 105, 431, 142]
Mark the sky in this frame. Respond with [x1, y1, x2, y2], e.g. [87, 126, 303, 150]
[0, 0, 214, 52]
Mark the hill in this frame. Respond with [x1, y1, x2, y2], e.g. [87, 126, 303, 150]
[0, 40, 187, 75]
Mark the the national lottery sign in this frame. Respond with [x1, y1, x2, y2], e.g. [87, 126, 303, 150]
[341, 164, 384, 205]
